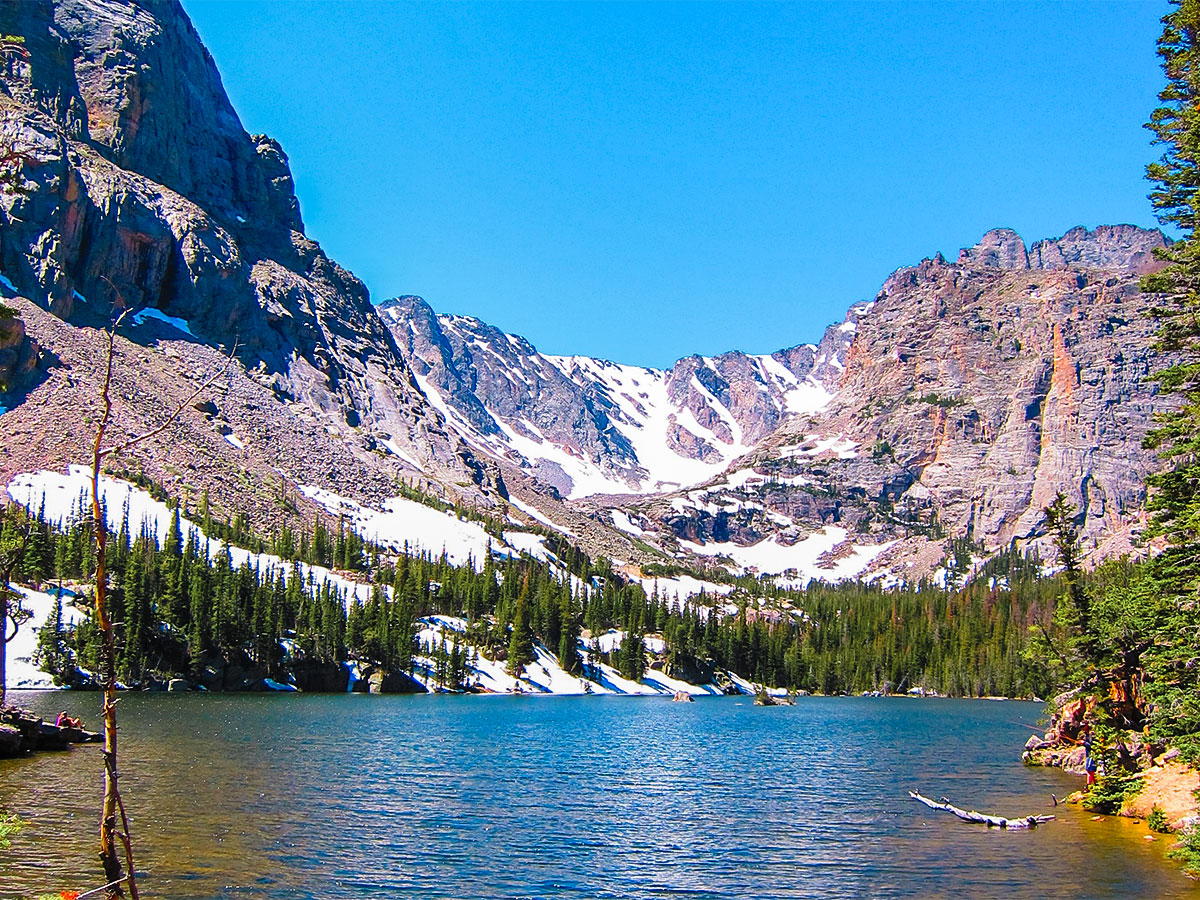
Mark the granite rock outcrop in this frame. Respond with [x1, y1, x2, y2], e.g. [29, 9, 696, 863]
[0, 0, 503, 527]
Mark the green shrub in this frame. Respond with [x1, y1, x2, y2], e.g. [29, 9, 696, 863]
[0, 812, 24, 849]
[1168, 824, 1200, 875]
[1081, 774, 1142, 815]
[916, 392, 966, 409]
[1149, 804, 1172, 834]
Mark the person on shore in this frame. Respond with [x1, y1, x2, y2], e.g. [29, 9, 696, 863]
[1083, 725, 1097, 787]
[55, 711, 81, 729]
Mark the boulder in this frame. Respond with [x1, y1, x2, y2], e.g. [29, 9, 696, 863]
[366, 669, 427, 694]
[1060, 746, 1088, 775]
[0, 723, 23, 758]
[167, 678, 190, 692]
[35, 721, 71, 751]
[289, 659, 349, 693]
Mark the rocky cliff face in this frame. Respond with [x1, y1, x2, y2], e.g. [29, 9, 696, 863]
[377, 226, 1170, 581]
[379, 295, 857, 498]
[0, 0, 502, 524]
[599, 226, 1172, 580]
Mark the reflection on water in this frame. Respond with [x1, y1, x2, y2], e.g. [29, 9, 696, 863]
[0, 693, 1192, 899]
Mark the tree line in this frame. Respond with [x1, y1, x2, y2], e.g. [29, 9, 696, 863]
[2, 491, 1079, 698]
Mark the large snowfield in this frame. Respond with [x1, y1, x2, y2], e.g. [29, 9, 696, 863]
[411, 336, 835, 500]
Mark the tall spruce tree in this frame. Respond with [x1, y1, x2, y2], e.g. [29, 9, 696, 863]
[507, 588, 534, 677]
[1142, 0, 1200, 759]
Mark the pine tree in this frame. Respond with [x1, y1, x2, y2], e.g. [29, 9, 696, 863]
[507, 588, 534, 677]
[1043, 492, 1095, 665]
[34, 594, 73, 684]
[1140, 0, 1200, 759]
[557, 590, 581, 675]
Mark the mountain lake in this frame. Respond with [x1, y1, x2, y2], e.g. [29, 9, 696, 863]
[0, 692, 1193, 899]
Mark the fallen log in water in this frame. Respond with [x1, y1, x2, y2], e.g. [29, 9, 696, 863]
[909, 790, 1055, 829]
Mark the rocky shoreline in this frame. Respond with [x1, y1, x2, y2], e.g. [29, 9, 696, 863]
[1021, 691, 1200, 867]
[0, 705, 101, 758]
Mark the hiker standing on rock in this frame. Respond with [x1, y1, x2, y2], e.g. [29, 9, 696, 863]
[1083, 725, 1097, 787]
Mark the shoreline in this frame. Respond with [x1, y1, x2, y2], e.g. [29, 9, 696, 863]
[5, 683, 1046, 700]
[1024, 720, 1199, 876]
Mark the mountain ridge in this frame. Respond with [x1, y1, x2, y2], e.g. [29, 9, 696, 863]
[0, 0, 1178, 590]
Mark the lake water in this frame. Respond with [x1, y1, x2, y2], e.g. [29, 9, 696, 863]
[0, 692, 1193, 899]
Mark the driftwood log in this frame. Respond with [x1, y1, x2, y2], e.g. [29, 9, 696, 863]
[909, 790, 1055, 829]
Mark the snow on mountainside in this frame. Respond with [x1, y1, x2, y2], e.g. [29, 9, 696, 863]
[4, 468, 743, 695]
[7, 586, 86, 690]
[380, 296, 867, 499]
[410, 616, 724, 696]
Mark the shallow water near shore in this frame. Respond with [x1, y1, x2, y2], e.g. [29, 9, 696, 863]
[0, 692, 1192, 899]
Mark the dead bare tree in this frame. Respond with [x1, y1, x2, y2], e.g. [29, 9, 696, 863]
[0, 137, 38, 195]
[89, 312, 236, 898]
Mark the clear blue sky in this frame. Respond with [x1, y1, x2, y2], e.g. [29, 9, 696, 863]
[182, 1, 1166, 368]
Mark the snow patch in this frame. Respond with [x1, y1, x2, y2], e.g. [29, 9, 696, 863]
[6, 587, 87, 690]
[610, 510, 645, 536]
[7, 467, 379, 611]
[680, 526, 892, 586]
[412, 616, 721, 696]
[509, 497, 572, 535]
[131, 307, 195, 336]
[299, 485, 499, 571]
[381, 438, 420, 468]
[777, 434, 859, 460]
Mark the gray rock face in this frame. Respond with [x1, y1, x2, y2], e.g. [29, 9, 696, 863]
[615, 225, 1173, 576]
[959, 224, 1164, 274]
[958, 228, 1030, 270]
[47, 0, 303, 241]
[0, 304, 36, 393]
[0, 0, 500, 508]
[1029, 224, 1165, 274]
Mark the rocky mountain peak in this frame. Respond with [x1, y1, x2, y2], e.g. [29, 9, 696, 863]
[958, 228, 1030, 269]
[0, 0, 505, 522]
[957, 224, 1167, 274]
[1028, 224, 1167, 274]
[47, 0, 304, 240]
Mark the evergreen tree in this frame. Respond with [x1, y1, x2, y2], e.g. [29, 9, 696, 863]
[507, 587, 534, 677]
[1140, 0, 1200, 759]
[1042, 492, 1095, 666]
[33, 594, 73, 685]
[556, 590, 581, 674]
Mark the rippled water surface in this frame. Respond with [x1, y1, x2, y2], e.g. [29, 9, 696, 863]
[1, 692, 1194, 898]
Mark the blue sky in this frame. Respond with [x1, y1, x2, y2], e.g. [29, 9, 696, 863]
[182, 1, 1166, 368]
